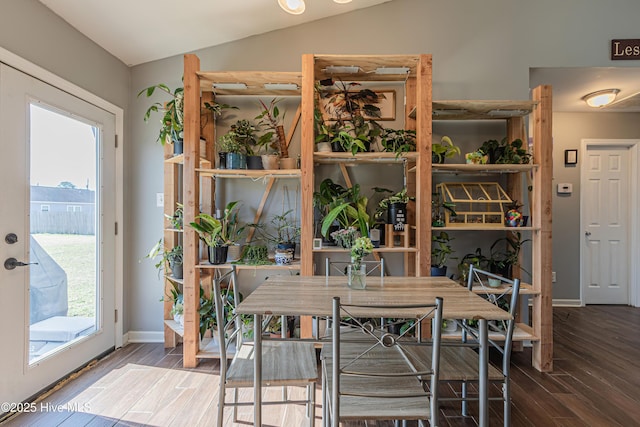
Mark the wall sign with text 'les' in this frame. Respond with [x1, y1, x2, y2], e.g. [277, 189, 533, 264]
[611, 39, 640, 60]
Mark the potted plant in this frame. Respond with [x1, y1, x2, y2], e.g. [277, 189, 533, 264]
[488, 232, 531, 278]
[318, 80, 383, 154]
[496, 138, 531, 164]
[232, 119, 262, 169]
[138, 83, 184, 155]
[376, 187, 415, 231]
[237, 244, 271, 265]
[431, 192, 457, 227]
[380, 128, 416, 158]
[189, 201, 242, 264]
[431, 231, 455, 276]
[165, 203, 183, 230]
[320, 183, 372, 243]
[256, 98, 295, 168]
[218, 121, 249, 169]
[146, 239, 184, 279]
[348, 236, 373, 289]
[251, 208, 301, 257]
[432, 135, 461, 164]
[165, 284, 184, 325]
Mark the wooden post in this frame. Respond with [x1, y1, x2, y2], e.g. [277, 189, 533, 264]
[182, 54, 201, 368]
[415, 54, 433, 276]
[532, 85, 553, 372]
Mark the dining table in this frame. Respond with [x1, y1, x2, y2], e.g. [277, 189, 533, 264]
[234, 274, 512, 427]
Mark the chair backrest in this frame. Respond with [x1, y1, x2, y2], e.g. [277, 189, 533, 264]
[325, 257, 384, 277]
[465, 264, 521, 369]
[212, 267, 242, 373]
[330, 296, 443, 425]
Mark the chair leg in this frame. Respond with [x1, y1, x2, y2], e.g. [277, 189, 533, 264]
[461, 381, 468, 416]
[321, 369, 328, 427]
[503, 380, 511, 427]
[217, 385, 225, 427]
[308, 383, 316, 427]
[232, 388, 239, 422]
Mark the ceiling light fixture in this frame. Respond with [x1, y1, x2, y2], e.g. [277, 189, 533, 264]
[333, 0, 353, 3]
[374, 67, 410, 75]
[264, 83, 299, 91]
[278, 0, 306, 15]
[324, 65, 360, 74]
[212, 82, 247, 90]
[582, 89, 620, 108]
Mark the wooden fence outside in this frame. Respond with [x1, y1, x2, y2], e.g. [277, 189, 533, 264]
[31, 212, 95, 235]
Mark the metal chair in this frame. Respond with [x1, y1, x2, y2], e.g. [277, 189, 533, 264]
[439, 264, 521, 426]
[212, 267, 318, 427]
[322, 296, 444, 427]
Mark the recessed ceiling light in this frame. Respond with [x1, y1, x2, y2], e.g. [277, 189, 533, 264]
[278, 0, 305, 15]
[582, 89, 620, 108]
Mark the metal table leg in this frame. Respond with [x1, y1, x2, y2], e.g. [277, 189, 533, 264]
[478, 319, 488, 427]
[254, 313, 262, 426]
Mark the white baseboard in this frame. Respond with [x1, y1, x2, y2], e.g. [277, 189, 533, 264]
[552, 299, 582, 307]
[126, 331, 165, 343]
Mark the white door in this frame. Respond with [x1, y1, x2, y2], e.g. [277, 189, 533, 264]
[582, 143, 631, 304]
[0, 64, 116, 405]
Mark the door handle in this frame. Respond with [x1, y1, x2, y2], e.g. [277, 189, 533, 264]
[4, 258, 38, 270]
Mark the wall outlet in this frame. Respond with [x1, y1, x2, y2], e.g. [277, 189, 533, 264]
[156, 193, 164, 207]
[552, 271, 557, 283]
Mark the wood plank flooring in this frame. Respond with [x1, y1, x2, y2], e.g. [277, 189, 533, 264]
[2, 306, 639, 426]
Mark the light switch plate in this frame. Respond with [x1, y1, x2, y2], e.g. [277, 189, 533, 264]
[156, 193, 164, 207]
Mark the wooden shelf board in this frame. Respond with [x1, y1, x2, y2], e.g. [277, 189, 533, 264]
[433, 164, 538, 173]
[197, 338, 237, 359]
[165, 270, 212, 285]
[165, 154, 211, 168]
[313, 246, 418, 253]
[433, 226, 539, 232]
[197, 71, 302, 95]
[164, 319, 184, 337]
[313, 54, 422, 81]
[197, 168, 301, 178]
[197, 260, 302, 270]
[442, 323, 538, 342]
[164, 228, 183, 233]
[409, 100, 537, 120]
[314, 151, 418, 164]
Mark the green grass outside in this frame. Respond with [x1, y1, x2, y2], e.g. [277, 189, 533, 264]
[32, 233, 96, 318]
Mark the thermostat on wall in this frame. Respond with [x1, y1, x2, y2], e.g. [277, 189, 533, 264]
[557, 183, 573, 194]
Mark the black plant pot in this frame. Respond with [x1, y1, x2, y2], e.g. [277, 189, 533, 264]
[489, 147, 505, 164]
[246, 155, 264, 170]
[218, 152, 227, 169]
[331, 141, 345, 152]
[208, 246, 229, 265]
[387, 202, 407, 231]
[490, 263, 512, 279]
[430, 265, 447, 277]
[432, 152, 445, 164]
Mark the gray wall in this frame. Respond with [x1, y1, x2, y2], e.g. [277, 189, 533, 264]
[551, 112, 639, 300]
[4, 0, 638, 335]
[129, 0, 640, 333]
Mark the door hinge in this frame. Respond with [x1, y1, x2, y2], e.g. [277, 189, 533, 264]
[115, 309, 118, 323]
[115, 134, 118, 148]
[115, 222, 118, 235]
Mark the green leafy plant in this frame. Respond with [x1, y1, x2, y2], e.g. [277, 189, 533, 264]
[237, 244, 271, 265]
[321, 183, 372, 238]
[218, 120, 256, 154]
[497, 138, 531, 164]
[431, 231, 456, 268]
[145, 239, 183, 275]
[432, 136, 461, 163]
[138, 83, 184, 145]
[375, 187, 415, 221]
[431, 192, 456, 227]
[252, 209, 301, 246]
[165, 203, 183, 230]
[256, 98, 288, 158]
[380, 128, 417, 158]
[190, 201, 243, 247]
[488, 231, 531, 277]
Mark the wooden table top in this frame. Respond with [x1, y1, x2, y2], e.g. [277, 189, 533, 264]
[236, 275, 512, 321]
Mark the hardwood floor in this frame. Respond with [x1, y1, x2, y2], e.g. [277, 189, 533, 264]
[2, 306, 639, 426]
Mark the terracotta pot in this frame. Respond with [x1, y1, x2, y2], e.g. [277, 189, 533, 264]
[261, 154, 279, 170]
[279, 157, 297, 169]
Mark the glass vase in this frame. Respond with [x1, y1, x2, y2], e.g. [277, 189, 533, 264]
[347, 264, 367, 290]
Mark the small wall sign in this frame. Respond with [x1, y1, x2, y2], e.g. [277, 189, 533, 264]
[565, 149, 578, 165]
[611, 39, 640, 60]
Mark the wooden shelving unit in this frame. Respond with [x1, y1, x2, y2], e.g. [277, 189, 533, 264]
[179, 54, 553, 372]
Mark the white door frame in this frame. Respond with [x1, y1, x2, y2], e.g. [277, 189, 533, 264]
[0, 46, 124, 347]
[580, 139, 640, 307]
